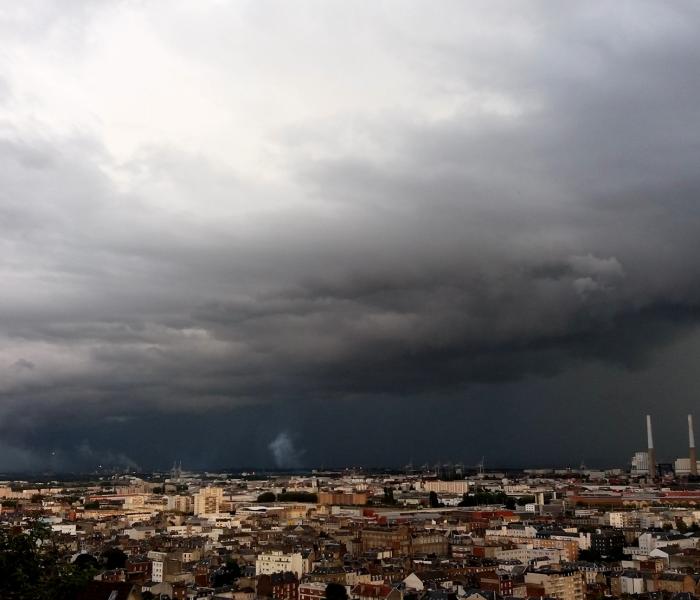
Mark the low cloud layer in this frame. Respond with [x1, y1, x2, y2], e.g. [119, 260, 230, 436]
[1, 1, 700, 469]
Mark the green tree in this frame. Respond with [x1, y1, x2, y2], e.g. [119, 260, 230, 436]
[0, 520, 96, 600]
[102, 547, 127, 570]
[383, 487, 396, 505]
[325, 583, 348, 600]
[276, 491, 318, 502]
[73, 553, 99, 570]
[257, 491, 276, 503]
[517, 495, 535, 506]
[578, 549, 602, 562]
[213, 559, 241, 586]
[457, 488, 511, 507]
[458, 493, 475, 506]
[429, 491, 440, 508]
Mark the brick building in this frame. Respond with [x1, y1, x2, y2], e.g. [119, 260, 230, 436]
[256, 572, 299, 600]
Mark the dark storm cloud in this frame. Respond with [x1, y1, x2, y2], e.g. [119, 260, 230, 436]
[2, 1, 700, 469]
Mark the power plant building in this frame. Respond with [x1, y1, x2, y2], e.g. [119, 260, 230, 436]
[633, 414, 699, 477]
[631, 451, 649, 475]
[674, 457, 700, 475]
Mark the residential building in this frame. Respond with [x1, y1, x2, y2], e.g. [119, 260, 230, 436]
[525, 569, 585, 600]
[193, 487, 224, 516]
[256, 551, 305, 579]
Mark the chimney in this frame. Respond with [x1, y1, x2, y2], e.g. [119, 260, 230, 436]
[690, 414, 697, 476]
[647, 414, 657, 480]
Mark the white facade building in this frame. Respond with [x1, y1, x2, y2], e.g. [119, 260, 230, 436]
[486, 525, 538, 538]
[631, 452, 649, 475]
[674, 458, 700, 475]
[638, 532, 697, 555]
[52, 524, 77, 535]
[255, 551, 305, 579]
[620, 574, 644, 595]
[152, 561, 164, 583]
[495, 546, 565, 564]
[609, 512, 641, 528]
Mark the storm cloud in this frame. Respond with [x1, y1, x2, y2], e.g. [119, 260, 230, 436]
[1, 1, 700, 470]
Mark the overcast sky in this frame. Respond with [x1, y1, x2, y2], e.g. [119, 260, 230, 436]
[2, 1, 700, 472]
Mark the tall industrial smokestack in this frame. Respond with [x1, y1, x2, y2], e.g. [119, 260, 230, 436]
[647, 414, 657, 480]
[689, 414, 697, 476]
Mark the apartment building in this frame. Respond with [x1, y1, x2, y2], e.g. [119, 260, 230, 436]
[485, 532, 579, 561]
[361, 526, 448, 557]
[193, 487, 224, 516]
[256, 572, 299, 600]
[255, 551, 305, 579]
[525, 569, 585, 600]
[167, 494, 193, 514]
[299, 581, 328, 600]
[422, 480, 470, 495]
[318, 492, 369, 506]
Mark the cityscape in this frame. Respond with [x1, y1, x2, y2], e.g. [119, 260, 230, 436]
[4, 1, 700, 599]
[5, 414, 700, 598]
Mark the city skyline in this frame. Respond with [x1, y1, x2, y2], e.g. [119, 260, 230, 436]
[7, 410, 700, 474]
[3, 2, 700, 471]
